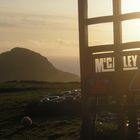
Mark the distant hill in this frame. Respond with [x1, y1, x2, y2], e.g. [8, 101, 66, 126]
[0, 47, 80, 82]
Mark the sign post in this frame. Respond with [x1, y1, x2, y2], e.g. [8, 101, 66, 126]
[78, 1, 94, 139]
[78, 0, 140, 139]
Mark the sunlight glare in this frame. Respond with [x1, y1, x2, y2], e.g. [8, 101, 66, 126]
[122, 19, 140, 43]
[88, 0, 113, 18]
[121, 0, 140, 43]
[88, 23, 113, 46]
[122, 0, 140, 14]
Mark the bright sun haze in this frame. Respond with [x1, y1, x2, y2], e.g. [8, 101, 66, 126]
[0, 0, 140, 75]
[122, 0, 140, 14]
[0, 0, 140, 54]
[122, 0, 140, 43]
[88, 0, 140, 46]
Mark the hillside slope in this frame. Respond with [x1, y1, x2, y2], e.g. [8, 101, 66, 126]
[0, 47, 80, 82]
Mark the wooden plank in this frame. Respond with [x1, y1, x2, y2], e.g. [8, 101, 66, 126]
[78, 0, 89, 94]
[78, 0, 95, 140]
[113, 1, 126, 140]
[91, 50, 140, 58]
[88, 42, 140, 54]
[86, 16, 113, 25]
[122, 50, 140, 55]
[113, 0, 122, 45]
[113, 0, 122, 72]
[121, 41, 140, 50]
[92, 52, 115, 58]
[88, 44, 115, 53]
[121, 12, 140, 21]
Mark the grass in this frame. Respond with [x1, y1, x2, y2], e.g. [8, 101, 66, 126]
[0, 81, 81, 140]
[0, 116, 81, 140]
[0, 81, 119, 140]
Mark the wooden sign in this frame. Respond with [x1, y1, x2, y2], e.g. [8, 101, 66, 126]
[78, 0, 140, 95]
[78, 1, 140, 139]
[95, 55, 138, 73]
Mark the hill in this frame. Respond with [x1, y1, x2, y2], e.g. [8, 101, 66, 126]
[0, 47, 80, 82]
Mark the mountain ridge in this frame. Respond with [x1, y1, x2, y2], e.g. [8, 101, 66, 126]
[0, 47, 80, 82]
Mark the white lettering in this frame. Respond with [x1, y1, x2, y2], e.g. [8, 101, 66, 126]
[106, 57, 113, 69]
[95, 57, 115, 73]
[95, 58, 104, 73]
[123, 55, 138, 71]
[123, 56, 127, 68]
[127, 56, 132, 67]
[95, 55, 138, 73]
[132, 55, 137, 67]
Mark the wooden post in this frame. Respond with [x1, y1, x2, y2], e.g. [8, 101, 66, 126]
[116, 95, 126, 140]
[78, 0, 95, 139]
[113, 1, 126, 139]
[127, 94, 137, 140]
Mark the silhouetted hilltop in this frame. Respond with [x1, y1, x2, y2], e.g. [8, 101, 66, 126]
[0, 47, 80, 82]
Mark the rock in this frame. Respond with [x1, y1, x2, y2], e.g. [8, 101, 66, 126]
[21, 116, 32, 127]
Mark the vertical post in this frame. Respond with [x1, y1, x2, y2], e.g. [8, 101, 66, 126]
[113, 0, 126, 140]
[78, 0, 94, 140]
[78, 0, 88, 82]
[113, 0, 122, 71]
[128, 94, 137, 140]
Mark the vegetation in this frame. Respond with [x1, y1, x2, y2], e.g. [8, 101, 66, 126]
[0, 81, 81, 140]
[0, 81, 118, 140]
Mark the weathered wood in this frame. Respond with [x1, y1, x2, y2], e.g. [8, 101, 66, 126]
[86, 11, 140, 25]
[78, 0, 140, 139]
[121, 41, 140, 50]
[121, 12, 140, 21]
[87, 15, 113, 25]
[89, 44, 115, 53]
[113, 0, 122, 72]
[89, 41, 140, 54]
[127, 95, 138, 140]
[78, 0, 95, 139]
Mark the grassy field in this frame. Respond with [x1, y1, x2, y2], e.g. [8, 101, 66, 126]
[0, 81, 119, 140]
[0, 81, 81, 140]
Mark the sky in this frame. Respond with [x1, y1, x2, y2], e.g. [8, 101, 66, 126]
[0, 0, 140, 74]
[0, 0, 78, 57]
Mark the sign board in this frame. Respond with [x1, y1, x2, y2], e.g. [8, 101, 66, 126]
[86, 76, 112, 95]
[95, 55, 138, 73]
[78, 0, 140, 95]
[91, 52, 140, 94]
[78, 1, 140, 139]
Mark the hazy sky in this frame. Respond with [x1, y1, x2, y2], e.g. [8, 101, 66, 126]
[0, 0, 140, 59]
[0, 0, 78, 58]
